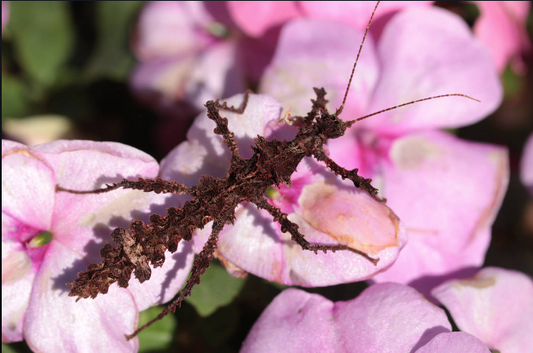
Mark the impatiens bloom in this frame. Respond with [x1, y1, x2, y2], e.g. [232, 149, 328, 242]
[521, 133, 533, 194]
[241, 284, 490, 353]
[260, 7, 508, 295]
[2, 140, 194, 352]
[131, 1, 246, 113]
[160, 92, 407, 286]
[432, 267, 533, 353]
[473, 1, 532, 73]
[226, 1, 432, 38]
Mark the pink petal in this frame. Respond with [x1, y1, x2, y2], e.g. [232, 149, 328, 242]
[260, 19, 379, 118]
[214, 162, 406, 286]
[415, 332, 490, 353]
[2, 235, 34, 343]
[474, 1, 531, 73]
[300, 1, 433, 30]
[126, 243, 194, 311]
[23, 241, 139, 353]
[182, 41, 245, 109]
[2, 141, 55, 231]
[242, 284, 452, 353]
[432, 267, 533, 353]
[241, 289, 340, 353]
[227, 1, 301, 37]
[2, 1, 9, 33]
[32, 140, 161, 263]
[368, 131, 508, 292]
[365, 6, 502, 133]
[133, 1, 213, 61]
[520, 133, 533, 193]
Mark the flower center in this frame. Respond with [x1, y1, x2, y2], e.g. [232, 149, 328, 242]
[27, 231, 54, 248]
[207, 21, 229, 38]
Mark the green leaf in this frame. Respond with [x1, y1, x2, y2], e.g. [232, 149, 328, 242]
[84, 1, 144, 81]
[9, 1, 74, 87]
[185, 262, 246, 317]
[1, 343, 18, 353]
[137, 305, 177, 353]
[2, 74, 31, 118]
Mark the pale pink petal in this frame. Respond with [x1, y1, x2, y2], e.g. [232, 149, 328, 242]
[185, 93, 284, 160]
[520, 133, 533, 193]
[215, 177, 406, 286]
[474, 1, 531, 73]
[300, 1, 433, 30]
[130, 56, 197, 106]
[23, 241, 139, 353]
[2, 143, 55, 231]
[32, 140, 160, 263]
[414, 332, 490, 353]
[365, 6, 502, 133]
[432, 267, 533, 353]
[183, 41, 245, 109]
[242, 284, 451, 353]
[227, 1, 301, 37]
[2, 1, 9, 33]
[133, 1, 213, 61]
[241, 289, 340, 353]
[368, 131, 508, 291]
[334, 283, 451, 352]
[260, 19, 379, 118]
[126, 243, 194, 311]
[1, 235, 34, 343]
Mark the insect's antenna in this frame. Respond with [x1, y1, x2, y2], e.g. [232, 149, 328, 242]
[335, 1, 380, 117]
[344, 94, 480, 128]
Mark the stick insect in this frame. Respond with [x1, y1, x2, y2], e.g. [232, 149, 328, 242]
[60, 1, 478, 339]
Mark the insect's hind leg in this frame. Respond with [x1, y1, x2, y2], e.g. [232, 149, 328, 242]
[253, 197, 379, 265]
[125, 220, 224, 340]
[56, 177, 196, 196]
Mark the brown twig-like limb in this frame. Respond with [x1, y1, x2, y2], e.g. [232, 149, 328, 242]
[253, 197, 379, 265]
[56, 177, 196, 196]
[125, 221, 224, 340]
[312, 147, 384, 202]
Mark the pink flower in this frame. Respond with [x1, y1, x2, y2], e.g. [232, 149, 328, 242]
[521, 133, 533, 194]
[241, 284, 490, 352]
[160, 92, 407, 286]
[2, 1, 8, 33]
[2, 140, 194, 352]
[473, 1, 532, 73]
[227, 1, 432, 38]
[260, 7, 508, 295]
[130, 1, 246, 113]
[432, 267, 533, 353]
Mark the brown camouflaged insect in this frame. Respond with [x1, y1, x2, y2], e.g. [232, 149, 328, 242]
[59, 1, 478, 339]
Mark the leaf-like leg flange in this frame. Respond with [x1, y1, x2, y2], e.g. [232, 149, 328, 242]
[125, 220, 224, 340]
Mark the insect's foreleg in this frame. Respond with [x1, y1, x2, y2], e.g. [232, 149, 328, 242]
[253, 197, 379, 265]
[57, 177, 196, 196]
[125, 220, 223, 340]
[312, 148, 384, 202]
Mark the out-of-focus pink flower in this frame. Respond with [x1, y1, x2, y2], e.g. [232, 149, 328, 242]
[227, 1, 433, 38]
[521, 133, 533, 194]
[432, 267, 533, 353]
[241, 284, 490, 353]
[2, 140, 194, 352]
[160, 93, 407, 286]
[130, 1, 245, 113]
[473, 1, 531, 73]
[2, 1, 8, 33]
[260, 7, 508, 295]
